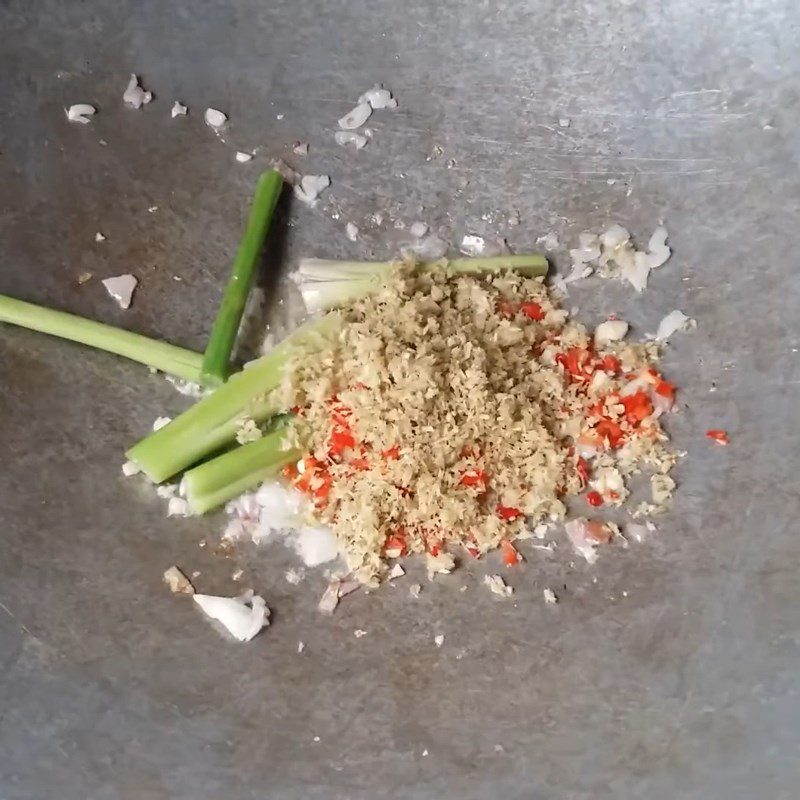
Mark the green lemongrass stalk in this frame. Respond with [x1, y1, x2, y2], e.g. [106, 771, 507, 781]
[183, 425, 302, 514]
[297, 253, 549, 312]
[201, 170, 284, 386]
[0, 293, 203, 381]
[126, 312, 340, 483]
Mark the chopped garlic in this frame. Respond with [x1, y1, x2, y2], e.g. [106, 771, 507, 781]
[171, 101, 187, 118]
[409, 222, 429, 238]
[292, 141, 309, 156]
[167, 497, 190, 517]
[235, 418, 263, 444]
[235, 151, 253, 163]
[334, 131, 368, 149]
[434, 634, 445, 647]
[388, 563, 405, 579]
[409, 583, 421, 598]
[285, 567, 305, 585]
[459, 235, 485, 256]
[94, 232, 106, 242]
[484, 574, 513, 597]
[345, 222, 359, 242]
[152, 416, 172, 432]
[204, 108, 227, 129]
[338, 102, 372, 130]
[121, 460, 141, 477]
[595, 319, 629, 347]
[122, 74, 152, 109]
[543, 588, 558, 604]
[293, 174, 331, 207]
[358, 85, 398, 109]
[101, 275, 137, 309]
[65, 104, 96, 124]
[426, 552, 456, 579]
[353, 629, 368, 638]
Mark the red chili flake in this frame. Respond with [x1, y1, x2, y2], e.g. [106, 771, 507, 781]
[619, 391, 653, 425]
[497, 505, 523, 521]
[595, 419, 624, 448]
[384, 531, 407, 556]
[576, 457, 591, 485]
[601, 354, 621, 374]
[281, 463, 299, 482]
[381, 444, 400, 460]
[654, 379, 676, 401]
[501, 539, 520, 565]
[586, 490, 604, 507]
[706, 429, 729, 446]
[521, 301, 544, 321]
[460, 469, 489, 488]
[329, 427, 356, 455]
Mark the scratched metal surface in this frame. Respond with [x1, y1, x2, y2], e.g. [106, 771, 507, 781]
[1, 1, 799, 798]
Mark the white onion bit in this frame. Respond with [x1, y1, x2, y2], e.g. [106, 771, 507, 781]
[235, 151, 253, 163]
[594, 319, 629, 347]
[358, 85, 398, 110]
[122, 74, 153, 109]
[65, 104, 96, 124]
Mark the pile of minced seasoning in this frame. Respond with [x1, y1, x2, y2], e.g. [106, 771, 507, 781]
[273, 266, 678, 584]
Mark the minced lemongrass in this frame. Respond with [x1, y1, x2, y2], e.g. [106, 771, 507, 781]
[0, 293, 203, 381]
[126, 313, 341, 482]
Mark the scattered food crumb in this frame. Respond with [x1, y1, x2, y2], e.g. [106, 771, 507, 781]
[313, 736, 320, 742]
[654, 309, 694, 342]
[409, 583, 421, 598]
[484, 574, 513, 597]
[148, 206, 158, 213]
[537, 231, 559, 250]
[94, 232, 105, 242]
[297, 641, 305, 653]
[101, 274, 138, 309]
[198, 540, 206, 548]
[122, 74, 152, 109]
[65, 104, 96, 124]
[459, 234, 486, 256]
[459, 585, 468, 592]
[231, 568, 243, 582]
[171, 101, 187, 118]
[317, 580, 340, 614]
[152, 416, 172, 431]
[77, 271, 93, 285]
[353, 629, 367, 638]
[345, 222, 359, 242]
[163, 565, 194, 594]
[558, 117, 571, 128]
[292, 141, 309, 156]
[409, 222, 429, 238]
[235, 151, 253, 163]
[155, 484, 177, 499]
[204, 108, 227, 129]
[434, 634, 445, 648]
[422, 749, 429, 757]
[543, 588, 558, 604]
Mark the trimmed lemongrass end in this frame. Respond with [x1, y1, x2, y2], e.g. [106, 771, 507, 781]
[126, 312, 341, 483]
[183, 427, 302, 514]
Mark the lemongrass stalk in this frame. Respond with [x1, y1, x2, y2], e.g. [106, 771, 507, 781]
[0, 293, 203, 381]
[201, 170, 284, 385]
[126, 312, 340, 482]
[296, 253, 548, 312]
[183, 426, 302, 514]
